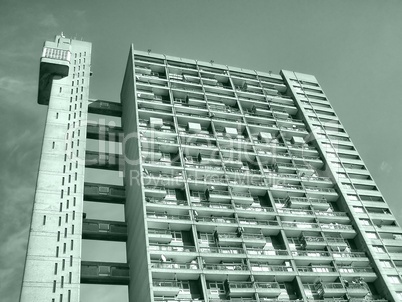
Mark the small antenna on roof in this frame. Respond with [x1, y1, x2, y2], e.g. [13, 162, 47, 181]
[147, 49, 151, 55]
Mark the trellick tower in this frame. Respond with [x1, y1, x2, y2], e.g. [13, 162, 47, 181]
[20, 34, 402, 302]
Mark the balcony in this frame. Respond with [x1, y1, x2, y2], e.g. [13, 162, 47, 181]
[151, 260, 199, 270]
[282, 196, 330, 210]
[246, 248, 289, 258]
[338, 267, 376, 281]
[234, 204, 275, 215]
[297, 265, 336, 275]
[300, 236, 326, 249]
[82, 219, 127, 241]
[250, 263, 294, 273]
[80, 261, 129, 285]
[291, 250, 332, 261]
[205, 189, 231, 202]
[203, 262, 248, 272]
[282, 221, 320, 231]
[215, 231, 242, 245]
[135, 65, 152, 75]
[324, 237, 348, 248]
[153, 280, 181, 296]
[231, 191, 254, 205]
[222, 157, 244, 168]
[241, 233, 267, 247]
[38, 46, 70, 105]
[191, 201, 233, 211]
[255, 282, 281, 297]
[331, 251, 368, 263]
[149, 244, 196, 254]
[199, 246, 245, 257]
[144, 186, 167, 198]
[146, 197, 188, 207]
[147, 212, 191, 223]
[148, 229, 173, 243]
[84, 183, 125, 204]
[141, 149, 163, 161]
[196, 216, 237, 226]
[315, 282, 346, 298]
[305, 186, 338, 201]
[224, 281, 255, 297]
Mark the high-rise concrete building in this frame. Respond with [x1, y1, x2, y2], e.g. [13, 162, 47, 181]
[20, 34, 402, 302]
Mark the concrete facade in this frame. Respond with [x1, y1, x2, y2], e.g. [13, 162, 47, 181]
[20, 35, 91, 302]
[20, 35, 402, 302]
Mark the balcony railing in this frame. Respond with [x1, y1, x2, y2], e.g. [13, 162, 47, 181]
[149, 244, 196, 252]
[199, 246, 244, 254]
[246, 248, 289, 256]
[297, 266, 336, 273]
[305, 186, 337, 193]
[282, 221, 320, 229]
[238, 218, 279, 226]
[203, 263, 248, 271]
[320, 223, 353, 230]
[196, 216, 236, 224]
[292, 250, 331, 257]
[147, 212, 191, 221]
[151, 261, 199, 269]
[251, 264, 293, 272]
[234, 204, 274, 212]
[145, 197, 188, 206]
[191, 201, 233, 210]
[338, 266, 374, 273]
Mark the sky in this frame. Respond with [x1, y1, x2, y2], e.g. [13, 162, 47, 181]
[1, 0, 402, 301]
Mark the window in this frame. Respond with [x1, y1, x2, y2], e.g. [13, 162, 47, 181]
[388, 275, 401, 284]
[171, 231, 182, 242]
[43, 215, 46, 225]
[380, 261, 393, 268]
[366, 232, 378, 239]
[353, 207, 364, 213]
[373, 245, 385, 253]
[360, 219, 370, 226]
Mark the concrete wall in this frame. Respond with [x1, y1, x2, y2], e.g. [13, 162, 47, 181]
[121, 45, 152, 302]
[20, 36, 91, 302]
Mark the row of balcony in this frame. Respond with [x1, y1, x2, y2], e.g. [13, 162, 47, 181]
[137, 103, 300, 131]
[83, 182, 338, 213]
[80, 261, 373, 299]
[135, 59, 286, 91]
[135, 79, 289, 107]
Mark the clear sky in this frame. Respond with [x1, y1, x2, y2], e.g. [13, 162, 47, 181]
[1, 1, 402, 301]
